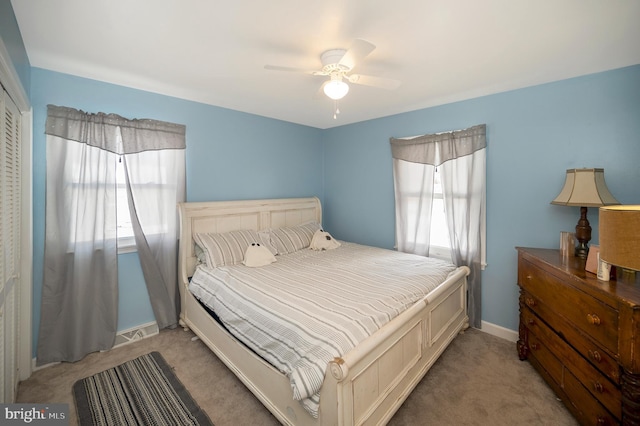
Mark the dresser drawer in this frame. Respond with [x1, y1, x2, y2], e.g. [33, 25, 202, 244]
[527, 330, 563, 382]
[563, 368, 618, 426]
[521, 291, 620, 385]
[522, 306, 621, 419]
[519, 258, 619, 354]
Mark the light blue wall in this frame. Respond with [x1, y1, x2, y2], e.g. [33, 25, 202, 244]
[30, 68, 324, 355]
[117, 252, 155, 331]
[322, 65, 640, 332]
[0, 0, 30, 96]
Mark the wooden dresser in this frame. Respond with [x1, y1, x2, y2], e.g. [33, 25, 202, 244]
[517, 247, 640, 425]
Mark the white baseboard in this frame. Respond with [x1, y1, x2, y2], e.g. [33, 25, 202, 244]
[32, 322, 159, 371]
[479, 320, 518, 342]
[32, 359, 59, 372]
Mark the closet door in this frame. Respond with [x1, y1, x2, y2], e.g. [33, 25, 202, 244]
[0, 87, 21, 403]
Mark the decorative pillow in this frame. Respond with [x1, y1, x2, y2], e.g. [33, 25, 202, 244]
[194, 229, 276, 267]
[310, 229, 341, 251]
[243, 243, 277, 267]
[270, 222, 321, 255]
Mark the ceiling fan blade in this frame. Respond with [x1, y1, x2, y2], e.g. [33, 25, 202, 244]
[338, 39, 375, 70]
[264, 64, 319, 75]
[348, 74, 401, 90]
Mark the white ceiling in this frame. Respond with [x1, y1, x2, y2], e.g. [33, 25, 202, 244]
[11, 0, 640, 129]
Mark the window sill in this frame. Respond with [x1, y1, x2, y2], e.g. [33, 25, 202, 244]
[429, 245, 452, 263]
[118, 236, 137, 254]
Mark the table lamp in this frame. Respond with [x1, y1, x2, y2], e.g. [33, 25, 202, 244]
[599, 205, 640, 279]
[551, 168, 619, 259]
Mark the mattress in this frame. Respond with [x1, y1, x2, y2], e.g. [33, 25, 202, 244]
[189, 242, 456, 417]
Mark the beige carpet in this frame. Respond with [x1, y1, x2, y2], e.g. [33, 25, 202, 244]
[17, 327, 577, 425]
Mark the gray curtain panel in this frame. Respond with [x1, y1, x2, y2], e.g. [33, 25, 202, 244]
[38, 132, 120, 365]
[38, 105, 185, 365]
[390, 124, 486, 328]
[122, 147, 185, 329]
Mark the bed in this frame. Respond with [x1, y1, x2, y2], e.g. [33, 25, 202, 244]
[178, 197, 470, 425]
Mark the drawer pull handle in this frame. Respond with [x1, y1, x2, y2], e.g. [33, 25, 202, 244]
[530, 343, 539, 350]
[597, 416, 606, 425]
[525, 298, 536, 308]
[593, 381, 604, 393]
[587, 313, 601, 326]
[588, 349, 602, 363]
[527, 318, 535, 326]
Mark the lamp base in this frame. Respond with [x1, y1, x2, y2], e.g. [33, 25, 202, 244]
[574, 206, 591, 260]
[575, 242, 589, 259]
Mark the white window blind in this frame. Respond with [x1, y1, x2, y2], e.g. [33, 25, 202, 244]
[0, 86, 22, 402]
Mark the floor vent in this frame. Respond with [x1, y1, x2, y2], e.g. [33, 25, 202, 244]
[113, 322, 159, 348]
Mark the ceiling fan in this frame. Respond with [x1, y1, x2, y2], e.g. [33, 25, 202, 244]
[264, 39, 400, 116]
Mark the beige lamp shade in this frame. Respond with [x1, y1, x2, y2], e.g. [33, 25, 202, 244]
[551, 168, 619, 207]
[551, 168, 619, 259]
[599, 205, 640, 271]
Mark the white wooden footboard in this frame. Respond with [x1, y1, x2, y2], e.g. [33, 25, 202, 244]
[324, 266, 469, 425]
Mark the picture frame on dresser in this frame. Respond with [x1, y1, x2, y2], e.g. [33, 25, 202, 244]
[585, 245, 599, 274]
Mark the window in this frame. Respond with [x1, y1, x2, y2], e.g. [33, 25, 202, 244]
[60, 136, 136, 254]
[401, 168, 452, 261]
[391, 124, 486, 329]
[115, 153, 178, 253]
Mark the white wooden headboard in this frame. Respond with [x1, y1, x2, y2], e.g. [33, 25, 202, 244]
[178, 197, 321, 282]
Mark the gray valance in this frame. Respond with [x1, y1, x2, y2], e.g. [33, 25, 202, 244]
[390, 124, 486, 166]
[45, 104, 186, 154]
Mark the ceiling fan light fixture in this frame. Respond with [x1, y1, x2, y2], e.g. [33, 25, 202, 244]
[324, 79, 349, 100]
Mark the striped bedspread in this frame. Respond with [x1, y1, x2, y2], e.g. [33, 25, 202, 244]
[189, 242, 456, 418]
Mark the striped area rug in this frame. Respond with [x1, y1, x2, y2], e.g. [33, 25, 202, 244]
[73, 351, 213, 426]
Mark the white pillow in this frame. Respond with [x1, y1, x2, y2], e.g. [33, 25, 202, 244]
[270, 222, 320, 255]
[243, 243, 277, 267]
[194, 229, 276, 267]
[310, 229, 341, 251]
